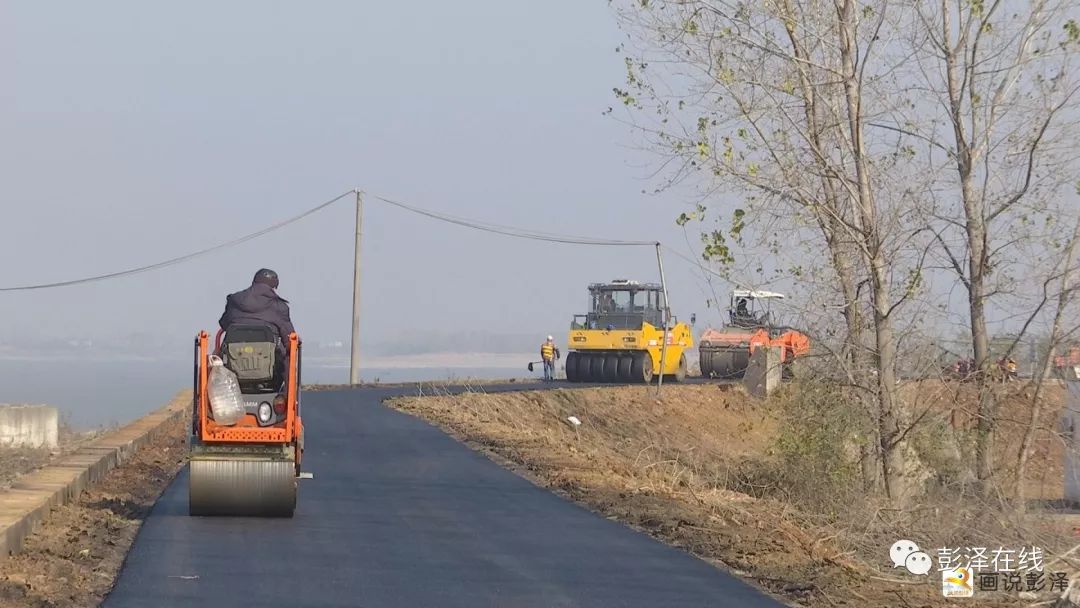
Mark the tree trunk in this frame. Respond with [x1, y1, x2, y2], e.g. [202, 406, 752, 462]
[1015, 215, 1080, 511]
[968, 205, 997, 490]
[780, 0, 875, 488]
[837, 0, 908, 501]
[938, 0, 996, 491]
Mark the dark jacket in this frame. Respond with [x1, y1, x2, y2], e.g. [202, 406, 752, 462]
[218, 283, 296, 340]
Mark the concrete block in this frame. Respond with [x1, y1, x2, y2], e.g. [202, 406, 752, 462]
[0, 405, 58, 449]
[743, 346, 782, 399]
[1063, 381, 1080, 505]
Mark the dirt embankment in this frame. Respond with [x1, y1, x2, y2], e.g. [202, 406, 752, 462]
[0, 397, 190, 608]
[388, 381, 1074, 608]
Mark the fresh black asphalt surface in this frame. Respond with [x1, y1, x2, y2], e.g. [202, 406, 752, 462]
[103, 382, 787, 607]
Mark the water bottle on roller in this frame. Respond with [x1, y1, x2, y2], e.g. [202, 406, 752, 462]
[207, 355, 245, 425]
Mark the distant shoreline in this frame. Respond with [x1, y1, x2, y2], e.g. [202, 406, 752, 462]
[0, 351, 542, 369]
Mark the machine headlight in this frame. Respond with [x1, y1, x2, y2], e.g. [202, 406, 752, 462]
[257, 402, 274, 423]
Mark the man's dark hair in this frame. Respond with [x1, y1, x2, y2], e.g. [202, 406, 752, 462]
[253, 268, 279, 289]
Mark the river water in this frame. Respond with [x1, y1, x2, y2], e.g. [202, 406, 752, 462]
[0, 357, 528, 430]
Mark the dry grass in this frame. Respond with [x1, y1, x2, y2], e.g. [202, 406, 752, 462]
[388, 380, 1077, 607]
[302, 377, 530, 392]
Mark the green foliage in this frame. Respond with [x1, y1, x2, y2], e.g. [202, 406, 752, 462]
[701, 230, 735, 265]
[1065, 19, 1080, 45]
[676, 203, 708, 226]
[903, 268, 923, 299]
[612, 87, 639, 108]
[675, 205, 748, 266]
[908, 412, 969, 489]
[752, 381, 866, 501]
[731, 208, 746, 240]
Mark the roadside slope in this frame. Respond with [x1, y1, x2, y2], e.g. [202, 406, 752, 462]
[388, 382, 1072, 607]
[0, 393, 190, 608]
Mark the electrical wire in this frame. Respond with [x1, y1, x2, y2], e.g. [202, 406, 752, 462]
[371, 194, 657, 246]
[0, 190, 355, 292]
[0, 187, 721, 292]
[660, 245, 729, 281]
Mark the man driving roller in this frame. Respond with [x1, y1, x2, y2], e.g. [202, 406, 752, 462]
[218, 269, 296, 379]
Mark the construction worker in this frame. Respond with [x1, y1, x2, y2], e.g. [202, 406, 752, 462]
[540, 336, 560, 381]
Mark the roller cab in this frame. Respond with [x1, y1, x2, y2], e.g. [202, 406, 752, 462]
[189, 326, 304, 517]
[564, 279, 692, 384]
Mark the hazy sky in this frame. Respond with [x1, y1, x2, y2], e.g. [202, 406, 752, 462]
[0, 1, 737, 351]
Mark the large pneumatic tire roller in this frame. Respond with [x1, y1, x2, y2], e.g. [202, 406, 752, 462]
[189, 327, 305, 517]
[565, 351, 581, 382]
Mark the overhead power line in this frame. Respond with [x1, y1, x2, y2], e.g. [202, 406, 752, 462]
[0, 190, 355, 292]
[370, 194, 656, 246]
[0, 187, 720, 291]
[660, 245, 728, 281]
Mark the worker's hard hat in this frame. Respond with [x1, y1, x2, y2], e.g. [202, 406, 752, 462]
[547, 335, 553, 341]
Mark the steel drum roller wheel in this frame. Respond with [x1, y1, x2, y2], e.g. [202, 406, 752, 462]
[189, 458, 296, 517]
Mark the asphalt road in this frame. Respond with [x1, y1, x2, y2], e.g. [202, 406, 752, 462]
[103, 383, 786, 608]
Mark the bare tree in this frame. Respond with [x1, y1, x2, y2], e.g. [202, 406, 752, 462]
[607, 0, 939, 501]
[1016, 210, 1080, 510]
[898, 1, 1080, 490]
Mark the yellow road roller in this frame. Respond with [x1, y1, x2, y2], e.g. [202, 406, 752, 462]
[564, 279, 692, 383]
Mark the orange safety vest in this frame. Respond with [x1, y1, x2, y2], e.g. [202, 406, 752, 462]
[541, 342, 555, 360]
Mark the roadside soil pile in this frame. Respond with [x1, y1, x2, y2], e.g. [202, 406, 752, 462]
[389, 381, 1074, 607]
[0, 394, 190, 608]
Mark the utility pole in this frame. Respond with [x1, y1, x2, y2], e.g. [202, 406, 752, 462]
[655, 242, 670, 397]
[350, 189, 363, 385]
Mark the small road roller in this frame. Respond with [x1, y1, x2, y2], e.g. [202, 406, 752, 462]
[564, 279, 693, 383]
[188, 325, 304, 517]
[698, 290, 810, 380]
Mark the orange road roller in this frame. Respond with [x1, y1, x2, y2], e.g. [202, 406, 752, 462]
[189, 325, 304, 517]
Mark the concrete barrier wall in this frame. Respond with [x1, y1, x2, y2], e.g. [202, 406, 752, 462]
[0, 405, 58, 449]
[0, 391, 189, 558]
[743, 346, 781, 399]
